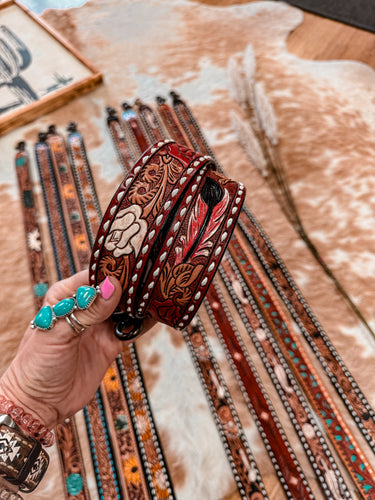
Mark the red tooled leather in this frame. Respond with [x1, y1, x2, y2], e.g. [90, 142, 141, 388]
[89, 140, 245, 331]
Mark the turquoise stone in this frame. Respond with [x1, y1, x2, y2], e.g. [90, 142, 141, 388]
[53, 297, 75, 318]
[76, 285, 97, 309]
[16, 157, 26, 167]
[66, 473, 83, 495]
[34, 282, 48, 297]
[33, 305, 54, 330]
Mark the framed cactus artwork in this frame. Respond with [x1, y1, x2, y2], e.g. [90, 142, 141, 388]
[0, 0, 102, 135]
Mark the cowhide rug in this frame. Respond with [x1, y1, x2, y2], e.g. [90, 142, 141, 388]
[1, 1, 375, 498]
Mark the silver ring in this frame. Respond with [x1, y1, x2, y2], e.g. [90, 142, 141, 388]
[65, 313, 90, 336]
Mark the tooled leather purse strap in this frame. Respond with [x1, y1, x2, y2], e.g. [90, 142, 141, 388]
[14, 142, 49, 311]
[135, 99, 166, 144]
[156, 96, 192, 148]
[66, 122, 102, 247]
[183, 318, 269, 500]
[121, 102, 149, 156]
[106, 107, 136, 172]
[90, 139, 245, 338]
[46, 125, 91, 271]
[34, 134, 75, 280]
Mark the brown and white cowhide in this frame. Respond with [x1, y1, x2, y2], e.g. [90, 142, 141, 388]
[1, 1, 375, 498]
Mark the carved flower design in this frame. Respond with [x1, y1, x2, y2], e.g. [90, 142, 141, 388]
[63, 183, 75, 199]
[143, 162, 161, 183]
[105, 205, 147, 258]
[128, 180, 156, 205]
[159, 262, 203, 306]
[123, 456, 141, 485]
[103, 366, 119, 392]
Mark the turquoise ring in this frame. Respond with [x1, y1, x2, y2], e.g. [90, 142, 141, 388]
[31, 285, 100, 331]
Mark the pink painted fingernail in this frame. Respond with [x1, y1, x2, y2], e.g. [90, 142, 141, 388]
[101, 277, 115, 300]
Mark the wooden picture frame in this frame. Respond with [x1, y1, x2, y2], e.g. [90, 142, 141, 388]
[0, 0, 103, 135]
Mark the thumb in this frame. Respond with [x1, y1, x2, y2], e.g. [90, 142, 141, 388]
[73, 276, 123, 327]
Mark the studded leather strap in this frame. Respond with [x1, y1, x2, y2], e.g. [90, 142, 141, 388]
[121, 103, 149, 156]
[156, 97, 192, 148]
[135, 100, 166, 144]
[14, 143, 49, 311]
[47, 127, 91, 271]
[90, 140, 245, 332]
[106, 108, 136, 172]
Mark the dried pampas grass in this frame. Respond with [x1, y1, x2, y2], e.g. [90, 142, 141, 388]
[254, 82, 278, 146]
[230, 110, 267, 176]
[229, 43, 375, 339]
[227, 56, 247, 107]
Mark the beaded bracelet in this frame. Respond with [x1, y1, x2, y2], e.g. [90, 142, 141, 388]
[0, 479, 23, 499]
[0, 395, 54, 447]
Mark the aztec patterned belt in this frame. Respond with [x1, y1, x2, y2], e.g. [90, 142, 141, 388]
[89, 140, 246, 338]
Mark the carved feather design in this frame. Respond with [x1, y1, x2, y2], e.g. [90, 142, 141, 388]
[175, 194, 208, 265]
[194, 188, 230, 258]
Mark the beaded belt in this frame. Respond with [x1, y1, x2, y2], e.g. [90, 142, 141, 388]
[89, 140, 245, 338]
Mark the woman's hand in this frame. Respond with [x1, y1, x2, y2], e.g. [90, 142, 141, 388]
[0, 270, 154, 429]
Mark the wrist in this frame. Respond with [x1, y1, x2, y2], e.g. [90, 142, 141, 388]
[0, 370, 57, 428]
[0, 378, 55, 447]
